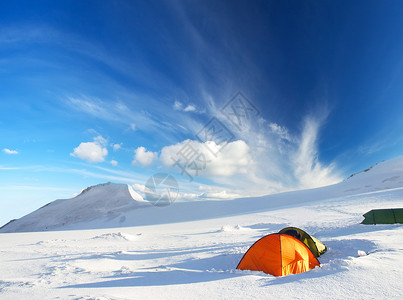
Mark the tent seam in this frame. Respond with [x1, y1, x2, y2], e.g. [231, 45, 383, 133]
[279, 234, 283, 276]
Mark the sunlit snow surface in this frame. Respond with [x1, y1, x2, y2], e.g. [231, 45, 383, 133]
[0, 158, 402, 299]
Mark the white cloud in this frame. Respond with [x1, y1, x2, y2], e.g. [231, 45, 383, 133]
[131, 182, 239, 202]
[173, 100, 197, 113]
[110, 160, 118, 166]
[132, 183, 147, 193]
[160, 139, 252, 177]
[196, 185, 241, 199]
[2, 148, 18, 155]
[113, 143, 122, 151]
[184, 104, 196, 112]
[70, 136, 108, 163]
[133, 146, 157, 167]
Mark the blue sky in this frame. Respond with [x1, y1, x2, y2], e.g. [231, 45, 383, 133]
[1, 0, 403, 225]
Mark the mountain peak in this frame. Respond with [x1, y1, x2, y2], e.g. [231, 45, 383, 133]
[79, 182, 113, 196]
[0, 182, 148, 233]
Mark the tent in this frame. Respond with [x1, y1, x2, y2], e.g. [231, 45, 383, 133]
[236, 233, 320, 276]
[278, 227, 327, 257]
[361, 208, 403, 225]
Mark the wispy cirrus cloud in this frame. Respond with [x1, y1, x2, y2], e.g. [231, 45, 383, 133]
[66, 96, 140, 126]
[66, 95, 182, 136]
[292, 116, 340, 189]
[268, 122, 294, 142]
[0, 25, 59, 44]
[0, 166, 20, 170]
[160, 104, 340, 195]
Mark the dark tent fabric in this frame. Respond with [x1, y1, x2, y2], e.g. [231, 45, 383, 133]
[236, 233, 320, 276]
[361, 208, 403, 224]
[278, 227, 327, 257]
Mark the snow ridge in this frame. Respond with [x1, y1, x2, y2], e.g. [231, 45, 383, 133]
[0, 183, 148, 233]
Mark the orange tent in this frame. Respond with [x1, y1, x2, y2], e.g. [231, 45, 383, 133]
[237, 233, 320, 276]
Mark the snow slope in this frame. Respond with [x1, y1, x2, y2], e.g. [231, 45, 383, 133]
[2, 157, 403, 233]
[0, 157, 402, 299]
[0, 182, 148, 233]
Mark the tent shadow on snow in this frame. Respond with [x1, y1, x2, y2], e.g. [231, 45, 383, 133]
[60, 269, 242, 288]
[60, 254, 245, 289]
[57, 244, 248, 289]
[264, 238, 378, 286]
[164, 253, 242, 272]
[58, 243, 244, 263]
[319, 239, 378, 263]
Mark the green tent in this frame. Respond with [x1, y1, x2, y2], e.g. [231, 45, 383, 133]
[361, 208, 403, 225]
[278, 227, 327, 257]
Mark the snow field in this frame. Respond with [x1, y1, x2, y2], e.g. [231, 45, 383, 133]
[1, 158, 403, 299]
[0, 187, 402, 299]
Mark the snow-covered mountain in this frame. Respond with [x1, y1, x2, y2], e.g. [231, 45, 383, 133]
[0, 182, 148, 233]
[1, 157, 403, 233]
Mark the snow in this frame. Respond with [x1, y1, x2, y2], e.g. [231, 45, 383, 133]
[0, 182, 149, 233]
[0, 158, 402, 299]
